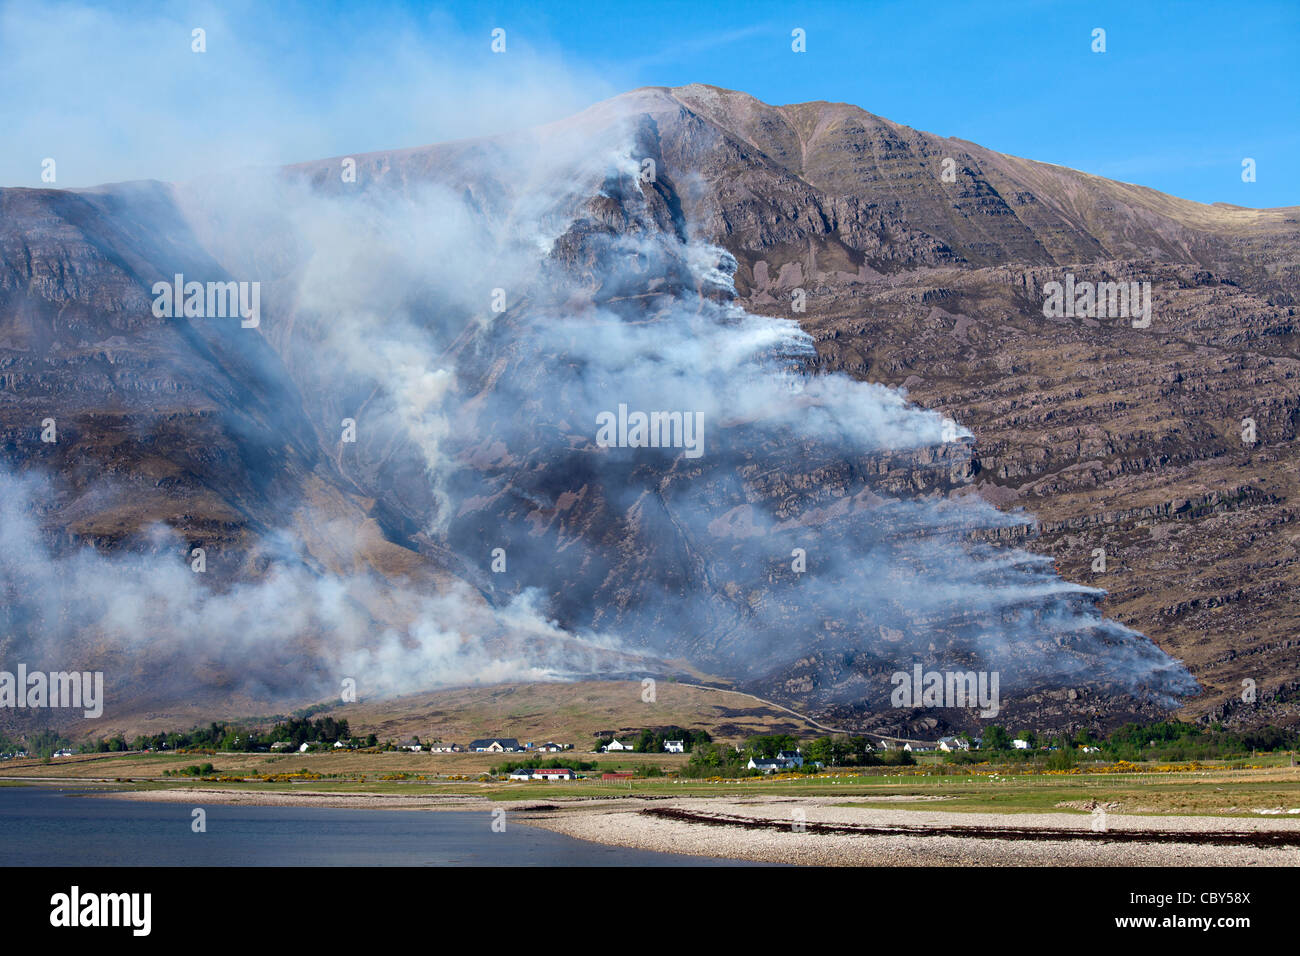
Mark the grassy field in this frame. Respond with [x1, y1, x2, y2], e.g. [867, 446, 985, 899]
[4, 749, 1299, 817]
[300, 679, 825, 746]
[17, 679, 829, 747]
[7, 678, 1298, 820]
[833, 769, 1300, 816]
[0, 747, 688, 780]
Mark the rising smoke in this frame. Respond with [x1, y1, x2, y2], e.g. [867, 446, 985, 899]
[0, 96, 1198, 725]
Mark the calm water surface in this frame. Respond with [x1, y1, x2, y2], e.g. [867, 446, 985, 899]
[0, 786, 758, 866]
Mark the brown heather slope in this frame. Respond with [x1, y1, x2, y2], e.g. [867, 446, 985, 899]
[2, 680, 827, 748]
[305, 679, 829, 747]
[622, 85, 1299, 728]
[781, 261, 1300, 729]
[2, 85, 1297, 734]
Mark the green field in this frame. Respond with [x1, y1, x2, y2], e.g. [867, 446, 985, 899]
[4, 749, 1298, 818]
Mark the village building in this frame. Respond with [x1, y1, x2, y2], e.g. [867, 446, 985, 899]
[747, 751, 802, 773]
[747, 757, 793, 773]
[663, 740, 685, 753]
[505, 766, 576, 781]
[532, 768, 575, 780]
[469, 738, 521, 752]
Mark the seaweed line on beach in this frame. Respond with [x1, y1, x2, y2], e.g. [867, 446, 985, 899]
[640, 807, 1300, 848]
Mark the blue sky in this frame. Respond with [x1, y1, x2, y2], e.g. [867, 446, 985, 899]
[3, 0, 1297, 206]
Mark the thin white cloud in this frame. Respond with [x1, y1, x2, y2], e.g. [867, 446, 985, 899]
[0, 0, 616, 187]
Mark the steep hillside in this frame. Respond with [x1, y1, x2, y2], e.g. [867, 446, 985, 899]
[2, 85, 1296, 737]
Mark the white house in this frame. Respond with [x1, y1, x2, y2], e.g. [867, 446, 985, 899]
[469, 738, 520, 753]
[776, 749, 803, 766]
[429, 743, 461, 753]
[937, 737, 970, 752]
[747, 755, 798, 773]
[904, 742, 932, 752]
[1012, 739, 1031, 750]
[663, 740, 685, 753]
[603, 739, 632, 752]
[298, 742, 311, 753]
[536, 742, 565, 752]
[533, 768, 575, 780]
[509, 768, 576, 781]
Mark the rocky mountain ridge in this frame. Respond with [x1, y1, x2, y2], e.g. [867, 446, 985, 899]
[2, 84, 1297, 735]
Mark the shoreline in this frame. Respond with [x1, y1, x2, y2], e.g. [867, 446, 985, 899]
[71, 786, 1300, 865]
[522, 797, 1300, 866]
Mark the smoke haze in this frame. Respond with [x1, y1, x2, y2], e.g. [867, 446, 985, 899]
[0, 21, 1198, 726]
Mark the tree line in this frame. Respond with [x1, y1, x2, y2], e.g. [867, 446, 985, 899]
[73, 717, 377, 754]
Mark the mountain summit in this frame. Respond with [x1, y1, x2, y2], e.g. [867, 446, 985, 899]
[2, 85, 1297, 736]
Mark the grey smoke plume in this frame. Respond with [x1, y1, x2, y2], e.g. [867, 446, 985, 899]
[2, 100, 1198, 721]
[0, 467, 644, 719]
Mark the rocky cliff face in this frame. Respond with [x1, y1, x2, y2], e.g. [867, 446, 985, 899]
[2, 84, 1296, 735]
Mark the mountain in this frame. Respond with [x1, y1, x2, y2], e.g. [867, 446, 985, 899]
[2, 84, 1297, 737]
